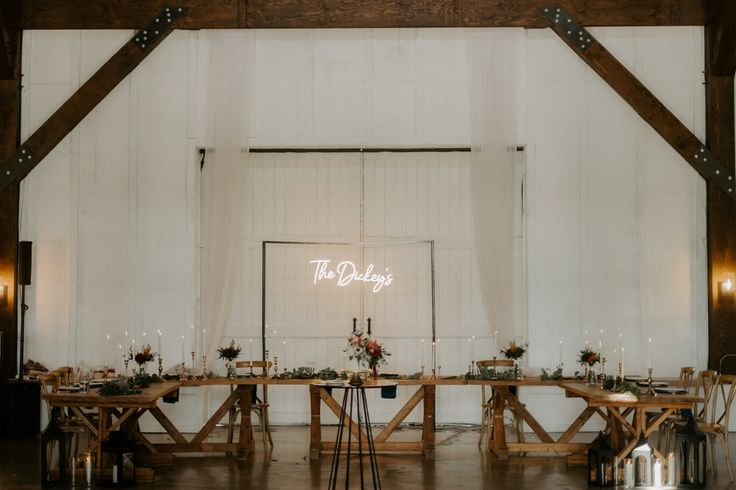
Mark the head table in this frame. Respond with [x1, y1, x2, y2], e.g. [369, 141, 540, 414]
[42, 376, 702, 467]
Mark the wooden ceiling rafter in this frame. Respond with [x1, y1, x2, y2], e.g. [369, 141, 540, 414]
[0, 7, 188, 193]
[2, 0, 710, 30]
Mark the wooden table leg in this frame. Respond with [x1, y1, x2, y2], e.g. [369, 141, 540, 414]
[310, 385, 321, 460]
[236, 386, 254, 458]
[96, 407, 109, 469]
[489, 390, 508, 460]
[422, 386, 435, 460]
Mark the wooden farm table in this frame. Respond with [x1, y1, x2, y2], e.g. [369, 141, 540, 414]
[560, 382, 702, 461]
[468, 378, 593, 460]
[309, 378, 460, 460]
[179, 377, 452, 460]
[42, 382, 181, 467]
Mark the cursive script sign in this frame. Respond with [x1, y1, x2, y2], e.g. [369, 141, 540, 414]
[310, 259, 394, 293]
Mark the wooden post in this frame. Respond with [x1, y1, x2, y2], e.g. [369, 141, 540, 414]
[705, 25, 736, 369]
[0, 78, 19, 379]
[421, 385, 435, 460]
[309, 385, 321, 460]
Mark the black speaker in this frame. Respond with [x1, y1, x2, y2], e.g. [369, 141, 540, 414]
[17, 241, 31, 286]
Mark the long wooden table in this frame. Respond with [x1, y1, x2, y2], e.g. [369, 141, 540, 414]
[43, 383, 181, 467]
[560, 382, 702, 461]
[42, 376, 702, 467]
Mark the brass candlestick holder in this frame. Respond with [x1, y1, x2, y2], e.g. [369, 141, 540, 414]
[273, 356, 279, 377]
[600, 357, 607, 389]
[104, 365, 109, 379]
[158, 357, 163, 379]
[617, 362, 623, 388]
[124, 359, 129, 378]
[646, 368, 655, 396]
[201, 355, 208, 380]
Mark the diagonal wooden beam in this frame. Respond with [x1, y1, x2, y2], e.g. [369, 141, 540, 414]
[709, 0, 736, 76]
[0, 6, 187, 193]
[4, 0, 709, 30]
[541, 5, 736, 202]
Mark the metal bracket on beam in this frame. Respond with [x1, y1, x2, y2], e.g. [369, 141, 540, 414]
[1, 147, 33, 179]
[133, 7, 187, 50]
[540, 6, 594, 51]
[691, 147, 735, 196]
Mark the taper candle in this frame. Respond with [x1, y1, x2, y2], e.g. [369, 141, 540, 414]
[105, 334, 110, 367]
[157, 329, 162, 358]
[181, 335, 185, 364]
[647, 337, 652, 370]
[558, 340, 563, 366]
[202, 329, 206, 354]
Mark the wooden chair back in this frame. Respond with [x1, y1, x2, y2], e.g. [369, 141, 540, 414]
[693, 370, 718, 421]
[678, 366, 695, 389]
[711, 374, 736, 428]
[476, 359, 514, 403]
[37, 372, 61, 419]
[234, 360, 273, 403]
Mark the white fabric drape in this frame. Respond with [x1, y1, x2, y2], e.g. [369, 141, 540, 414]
[200, 31, 254, 362]
[468, 29, 524, 348]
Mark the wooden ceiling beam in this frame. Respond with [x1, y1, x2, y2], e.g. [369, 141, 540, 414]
[3, 0, 708, 30]
[0, 7, 187, 193]
[709, 0, 736, 76]
[541, 5, 736, 201]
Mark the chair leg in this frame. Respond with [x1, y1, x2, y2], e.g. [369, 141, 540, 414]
[226, 408, 237, 445]
[723, 432, 734, 482]
[478, 406, 488, 447]
[263, 408, 274, 448]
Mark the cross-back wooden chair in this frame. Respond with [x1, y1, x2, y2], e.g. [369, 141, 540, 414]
[227, 360, 274, 450]
[476, 359, 524, 447]
[37, 371, 95, 469]
[651, 366, 695, 452]
[698, 374, 736, 481]
[661, 369, 717, 455]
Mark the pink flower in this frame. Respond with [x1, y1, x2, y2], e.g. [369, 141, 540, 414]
[366, 339, 382, 357]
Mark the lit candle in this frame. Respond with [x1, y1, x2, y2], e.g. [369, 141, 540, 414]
[157, 329, 162, 358]
[667, 452, 676, 486]
[624, 458, 634, 487]
[181, 335, 185, 365]
[249, 338, 254, 360]
[653, 458, 663, 486]
[420, 338, 425, 370]
[493, 330, 498, 354]
[467, 337, 472, 362]
[584, 330, 589, 348]
[105, 334, 110, 367]
[202, 329, 206, 355]
[621, 347, 625, 378]
[471, 335, 476, 361]
[113, 463, 118, 484]
[558, 340, 563, 366]
[84, 453, 92, 485]
[190, 325, 195, 354]
[432, 340, 437, 372]
[647, 338, 652, 370]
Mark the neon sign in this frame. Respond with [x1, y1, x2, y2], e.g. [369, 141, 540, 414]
[310, 260, 394, 293]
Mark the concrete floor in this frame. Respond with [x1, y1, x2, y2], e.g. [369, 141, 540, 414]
[3, 425, 736, 489]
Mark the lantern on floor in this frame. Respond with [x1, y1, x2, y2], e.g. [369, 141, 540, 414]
[675, 416, 707, 488]
[100, 431, 136, 487]
[40, 408, 69, 487]
[631, 434, 652, 487]
[587, 431, 615, 486]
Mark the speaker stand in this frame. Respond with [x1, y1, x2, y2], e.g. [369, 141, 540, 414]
[18, 284, 28, 379]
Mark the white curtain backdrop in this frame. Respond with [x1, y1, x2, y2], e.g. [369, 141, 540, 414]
[200, 31, 255, 363]
[467, 29, 524, 350]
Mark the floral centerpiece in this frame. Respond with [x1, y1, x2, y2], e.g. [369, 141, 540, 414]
[344, 329, 391, 378]
[578, 348, 600, 384]
[500, 341, 527, 360]
[218, 340, 241, 379]
[133, 344, 155, 375]
[578, 348, 600, 366]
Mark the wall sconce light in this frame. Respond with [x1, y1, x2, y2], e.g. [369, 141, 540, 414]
[718, 272, 735, 304]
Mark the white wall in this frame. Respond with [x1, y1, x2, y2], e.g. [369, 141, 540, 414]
[19, 27, 708, 432]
